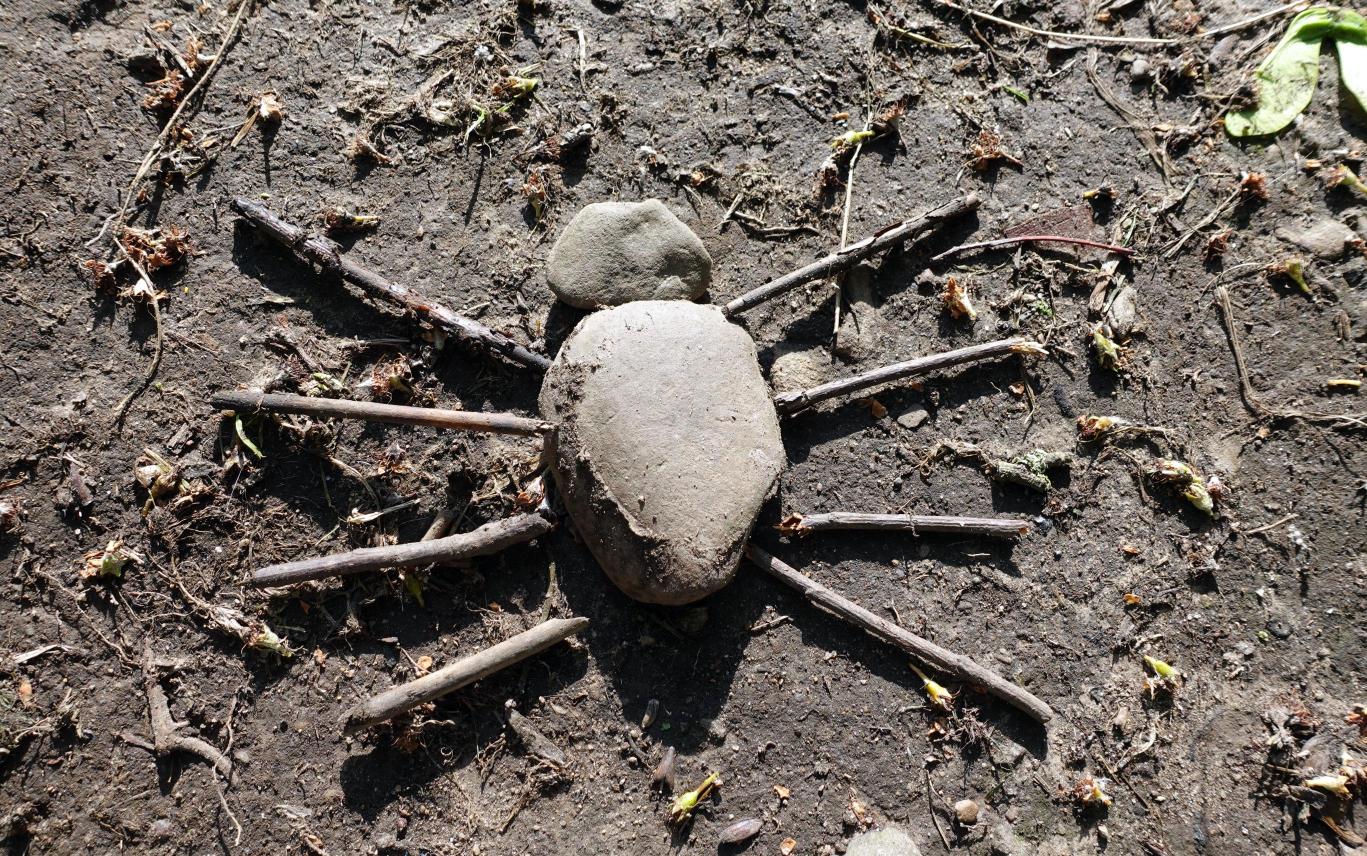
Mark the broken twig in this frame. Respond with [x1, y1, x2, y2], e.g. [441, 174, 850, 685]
[253, 513, 554, 587]
[506, 705, 567, 767]
[745, 545, 1053, 724]
[344, 616, 589, 733]
[140, 647, 233, 778]
[1214, 286, 1366, 429]
[229, 198, 550, 372]
[931, 234, 1135, 263]
[213, 391, 552, 437]
[774, 337, 1044, 414]
[722, 194, 981, 317]
[779, 512, 1028, 539]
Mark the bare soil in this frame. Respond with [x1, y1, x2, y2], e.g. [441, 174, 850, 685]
[2, 0, 1365, 854]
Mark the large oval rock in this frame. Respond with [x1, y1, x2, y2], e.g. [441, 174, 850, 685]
[539, 301, 784, 604]
[546, 200, 712, 309]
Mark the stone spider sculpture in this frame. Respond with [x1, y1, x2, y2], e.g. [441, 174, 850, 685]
[216, 194, 1055, 727]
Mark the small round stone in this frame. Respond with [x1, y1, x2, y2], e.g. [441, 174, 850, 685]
[547, 200, 712, 309]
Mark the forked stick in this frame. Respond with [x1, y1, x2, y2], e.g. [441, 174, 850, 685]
[213, 390, 552, 437]
[774, 337, 1045, 414]
[780, 512, 1028, 539]
[746, 544, 1054, 724]
[722, 194, 982, 318]
[253, 513, 554, 587]
[344, 616, 589, 734]
[230, 198, 551, 372]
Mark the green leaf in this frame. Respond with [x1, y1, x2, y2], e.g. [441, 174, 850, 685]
[1226, 8, 1337, 138]
[235, 414, 265, 460]
[1334, 10, 1367, 115]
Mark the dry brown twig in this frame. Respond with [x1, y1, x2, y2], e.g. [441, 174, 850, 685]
[1214, 286, 1365, 430]
[779, 512, 1028, 539]
[745, 544, 1054, 724]
[775, 337, 1045, 414]
[212, 391, 553, 437]
[344, 617, 589, 733]
[931, 234, 1135, 263]
[932, 0, 1306, 47]
[136, 647, 233, 778]
[252, 512, 555, 587]
[88, 0, 255, 250]
[229, 198, 551, 372]
[722, 194, 982, 317]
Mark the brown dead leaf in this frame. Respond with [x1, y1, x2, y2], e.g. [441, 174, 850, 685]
[17, 677, 34, 708]
[779, 837, 797, 855]
[415, 655, 434, 676]
[774, 784, 791, 800]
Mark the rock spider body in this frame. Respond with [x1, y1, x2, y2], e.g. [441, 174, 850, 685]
[540, 300, 784, 605]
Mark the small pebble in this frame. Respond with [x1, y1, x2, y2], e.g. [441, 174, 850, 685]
[954, 799, 980, 826]
[719, 818, 763, 845]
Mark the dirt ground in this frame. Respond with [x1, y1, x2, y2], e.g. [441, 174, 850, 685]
[2, 0, 1365, 853]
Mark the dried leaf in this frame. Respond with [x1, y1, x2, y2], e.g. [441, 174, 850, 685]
[773, 784, 791, 800]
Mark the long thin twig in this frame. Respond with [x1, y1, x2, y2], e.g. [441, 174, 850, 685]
[1213, 286, 1366, 429]
[722, 194, 982, 317]
[931, 234, 1135, 263]
[931, 0, 1305, 47]
[774, 337, 1044, 415]
[343, 617, 589, 733]
[89, 0, 254, 249]
[746, 545, 1053, 724]
[779, 512, 1028, 539]
[212, 391, 553, 436]
[1164, 187, 1240, 258]
[229, 198, 551, 372]
[253, 513, 555, 587]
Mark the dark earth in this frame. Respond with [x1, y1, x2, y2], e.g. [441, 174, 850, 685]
[2, 0, 1366, 854]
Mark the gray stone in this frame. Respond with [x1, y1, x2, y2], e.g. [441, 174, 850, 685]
[846, 827, 922, 856]
[539, 301, 784, 604]
[769, 346, 831, 393]
[1104, 284, 1141, 337]
[1276, 218, 1357, 260]
[896, 408, 929, 431]
[546, 200, 712, 309]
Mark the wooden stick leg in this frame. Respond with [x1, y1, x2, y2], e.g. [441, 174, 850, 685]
[252, 513, 555, 587]
[343, 617, 589, 734]
[213, 391, 553, 437]
[745, 544, 1053, 725]
[774, 337, 1045, 415]
[780, 512, 1028, 539]
[230, 198, 551, 372]
[722, 194, 981, 318]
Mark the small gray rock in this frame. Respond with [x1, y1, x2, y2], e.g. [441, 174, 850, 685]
[540, 301, 784, 604]
[769, 346, 831, 393]
[896, 408, 929, 431]
[547, 200, 712, 309]
[847, 827, 922, 856]
[1276, 218, 1357, 260]
[1104, 284, 1141, 337]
